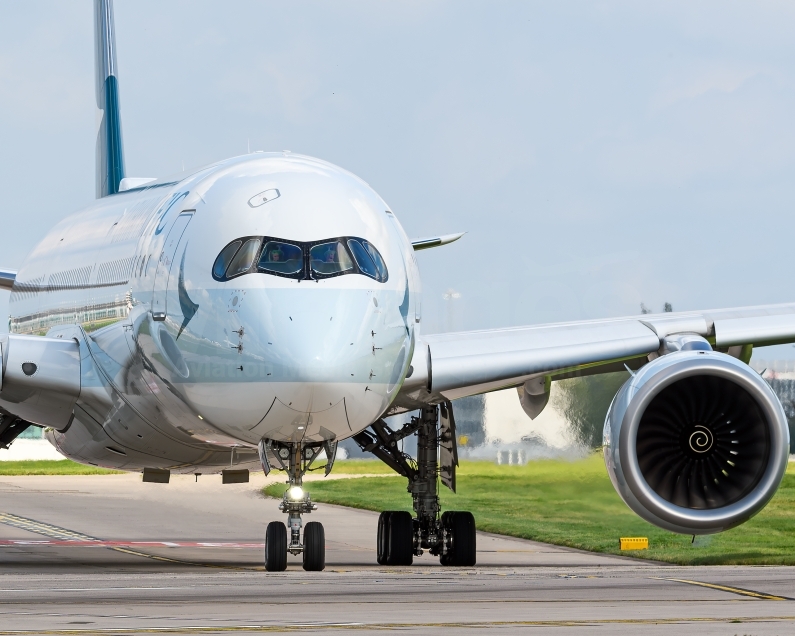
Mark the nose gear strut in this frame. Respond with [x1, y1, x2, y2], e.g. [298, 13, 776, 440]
[353, 402, 476, 566]
[258, 438, 337, 572]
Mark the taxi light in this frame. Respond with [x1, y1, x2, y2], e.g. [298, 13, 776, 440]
[288, 486, 304, 500]
[619, 537, 648, 550]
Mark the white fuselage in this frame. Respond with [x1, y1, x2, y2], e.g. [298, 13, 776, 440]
[10, 153, 420, 472]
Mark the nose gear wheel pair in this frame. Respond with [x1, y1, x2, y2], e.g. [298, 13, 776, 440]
[259, 438, 337, 572]
[265, 519, 324, 572]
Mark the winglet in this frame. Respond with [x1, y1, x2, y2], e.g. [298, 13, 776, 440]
[411, 232, 466, 252]
[94, 0, 125, 197]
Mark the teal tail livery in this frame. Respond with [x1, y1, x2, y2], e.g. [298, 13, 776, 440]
[1, 0, 795, 571]
[94, 0, 125, 197]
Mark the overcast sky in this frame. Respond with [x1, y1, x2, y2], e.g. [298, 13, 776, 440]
[2, 1, 795, 358]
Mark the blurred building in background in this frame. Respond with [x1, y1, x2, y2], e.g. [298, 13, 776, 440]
[752, 358, 795, 454]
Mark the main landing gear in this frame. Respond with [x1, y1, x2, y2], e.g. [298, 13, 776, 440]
[259, 438, 338, 572]
[355, 403, 477, 567]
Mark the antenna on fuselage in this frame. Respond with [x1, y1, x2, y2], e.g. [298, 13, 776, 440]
[94, 0, 125, 198]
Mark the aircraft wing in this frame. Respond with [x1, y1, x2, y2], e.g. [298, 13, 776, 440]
[0, 269, 16, 291]
[395, 302, 795, 408]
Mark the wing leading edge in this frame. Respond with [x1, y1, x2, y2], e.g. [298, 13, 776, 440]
[395, 302, 795, 409]
[0, 269, 16, 291]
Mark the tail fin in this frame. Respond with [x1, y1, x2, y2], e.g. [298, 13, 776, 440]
[94, 0, 125, 197]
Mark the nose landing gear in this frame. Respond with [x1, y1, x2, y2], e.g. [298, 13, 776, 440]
[259, 438, 336, 572]
[355, 403, 477, 567]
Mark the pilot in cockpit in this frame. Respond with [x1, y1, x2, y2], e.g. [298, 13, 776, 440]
[323, 245, 338, 263]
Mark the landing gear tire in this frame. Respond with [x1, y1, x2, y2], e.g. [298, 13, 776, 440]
[441, 511, 476, 566]
[265, 521, 287, 572]
[377, 512, 391, 565]
[439, 512, 455, 566]
[302, 521, 325, 571]
[385, 511, 413, 566]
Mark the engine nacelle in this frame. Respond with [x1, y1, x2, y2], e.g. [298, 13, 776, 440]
[603, 350, 789, 534]
[0, 334, 81, 431]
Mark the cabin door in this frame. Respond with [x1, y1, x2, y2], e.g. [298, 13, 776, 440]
[151, 211, 193, 321]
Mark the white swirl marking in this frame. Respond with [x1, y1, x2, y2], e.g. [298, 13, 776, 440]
[689, 425, 714, 453]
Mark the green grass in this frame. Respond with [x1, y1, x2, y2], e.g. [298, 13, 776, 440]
[266, 454, 795, 565]
[321, 460, 396, 475]
[0, 460, 123, 475]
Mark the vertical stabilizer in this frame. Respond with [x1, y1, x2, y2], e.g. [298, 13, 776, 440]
[94, 0, 125, 198]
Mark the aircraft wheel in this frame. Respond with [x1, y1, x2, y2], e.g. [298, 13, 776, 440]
[386, 511, 413, 566]
[302, 521, 325, 571]
[376, 511, 391, 565]
[265, 521, 287, 571]
[441, 511, 476, 566]
[439, 511, 455, 566]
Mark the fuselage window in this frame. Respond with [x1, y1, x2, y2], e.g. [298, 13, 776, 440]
[259, 241, 303, 275]
[225, 238, 261, 278]
[212, 240, 242, 279]
[310, 241, 354, 276]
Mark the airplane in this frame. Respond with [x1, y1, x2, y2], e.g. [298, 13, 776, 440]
[0, 0, 793, 572]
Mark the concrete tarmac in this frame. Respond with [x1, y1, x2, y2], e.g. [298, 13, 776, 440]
[1, 472, 795, 634]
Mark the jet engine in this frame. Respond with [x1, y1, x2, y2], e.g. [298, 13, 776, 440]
[0, 334, 81, 431]
[603, 348, 789, 534]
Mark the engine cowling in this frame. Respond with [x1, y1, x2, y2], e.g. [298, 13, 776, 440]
[603, 349, 789, 534]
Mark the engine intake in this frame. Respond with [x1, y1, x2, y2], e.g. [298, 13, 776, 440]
[603, 350, 788, 534]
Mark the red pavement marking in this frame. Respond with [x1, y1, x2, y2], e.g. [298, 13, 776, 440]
[0, 540, 263, 549]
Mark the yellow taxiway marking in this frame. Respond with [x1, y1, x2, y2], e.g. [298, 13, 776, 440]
[2, 616, 795, 634]
[0, 513, 96, 542]
[654, 577, 791, 600]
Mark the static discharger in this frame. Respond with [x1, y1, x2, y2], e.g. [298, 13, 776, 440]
[620, 537, 649, 550]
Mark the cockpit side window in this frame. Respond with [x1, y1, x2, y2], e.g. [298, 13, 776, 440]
[259, 241, 303, 276]
[309, 241, 354, 277]
[348, 239, 379, 280]
[225, 238, 261, 278]
[363, 240, 388, 283]
[212, 240, 242, 279]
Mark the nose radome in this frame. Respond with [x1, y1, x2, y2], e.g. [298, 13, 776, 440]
[292, 323, 349, 368]
[272, 382, 346, 415]
[237, 282, 385, 370]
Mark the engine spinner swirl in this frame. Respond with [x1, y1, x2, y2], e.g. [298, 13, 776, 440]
[688, 424, 714, 454]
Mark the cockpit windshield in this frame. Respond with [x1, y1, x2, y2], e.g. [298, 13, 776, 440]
[310, 241, 354, 275]
[259, 241, 303, 275]
[212, 236, 388, 283]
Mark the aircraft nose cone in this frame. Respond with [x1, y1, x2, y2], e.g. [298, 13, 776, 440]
[287, 318, 355, 377]
[249, 289, 377, 383]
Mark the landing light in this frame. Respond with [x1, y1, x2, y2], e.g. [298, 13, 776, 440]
[288, 486, 304, 500]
